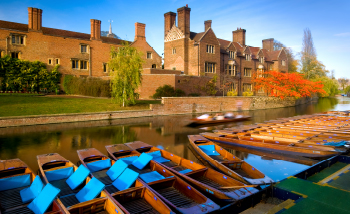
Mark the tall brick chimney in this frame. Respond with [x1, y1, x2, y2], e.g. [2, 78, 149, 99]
[164, 12, 176, 38]
[232, 28, 246, 46]
[262, 38, 274, 51]
[177, 5, 191, 38]
[28, 7, 42, 31]
[90, 19, 101, 40]
[135, 22, 146, 41]
[204, 20, 212, 31]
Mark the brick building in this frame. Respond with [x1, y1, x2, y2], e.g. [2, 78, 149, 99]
[0, 7, 162, 78]
[164, 5, 288, 95]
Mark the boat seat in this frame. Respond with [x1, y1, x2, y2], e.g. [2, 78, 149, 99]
[139, 171, 173, 183]
[66, 165, 90, 190]
[51, 179, 82, 197]
[198, 145, 220, 156]
[91, 169, 113, 185]
[119, 156, 138, 165]
[20, 176, 44, 203]
[45, 166, 73, 182]
[27, 183, 60, 214]
[86, 159, 111, 173]
[112, 168, 139, 191]
[106, 160, 128, 181]
[132, 153, 153, 170]
[44, 165, 71, 172]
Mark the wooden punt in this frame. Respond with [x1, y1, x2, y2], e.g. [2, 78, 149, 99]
[106, 147, 220, 213]
[187, 116, 251, 127]
[120, 142, 259, 203]
[188, 135, 274, 185]
[0, 158, 64, 214]
[201, 132, 342, 158]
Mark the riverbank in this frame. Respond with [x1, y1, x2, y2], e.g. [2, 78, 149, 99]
[0, 96, 317, 127]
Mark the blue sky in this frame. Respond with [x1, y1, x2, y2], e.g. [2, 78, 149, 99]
[1, 0, 349, 78]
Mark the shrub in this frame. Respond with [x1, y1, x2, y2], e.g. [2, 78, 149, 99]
[152, 84, 186, 99]
[62, 75, 111, 97]
[227, 90, 237, 96]
[188, 93, 200, 97]
[243, 91, 254, 96]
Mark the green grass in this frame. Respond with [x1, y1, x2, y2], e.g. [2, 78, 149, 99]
[0, 96, 161, 117]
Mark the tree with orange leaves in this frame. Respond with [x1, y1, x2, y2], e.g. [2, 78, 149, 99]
[253, 71, 326, 99]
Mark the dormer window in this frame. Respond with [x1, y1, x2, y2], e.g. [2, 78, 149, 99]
[245, 54, 251, 61]
[259, 57, 264, 63]
[207, 45, 214, 54]
[229, 51, 235, 59]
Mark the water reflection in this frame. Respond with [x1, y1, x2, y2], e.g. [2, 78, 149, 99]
[0, 97, 348, 181]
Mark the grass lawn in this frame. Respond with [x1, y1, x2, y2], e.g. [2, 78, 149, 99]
[0, 95, 161, 117]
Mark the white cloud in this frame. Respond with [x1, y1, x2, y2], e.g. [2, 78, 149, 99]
[334, 32, 350, 37]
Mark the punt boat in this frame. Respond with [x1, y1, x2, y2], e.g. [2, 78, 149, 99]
[120, 142, 259, 203]
[0, 158, 64, 214]
[188, 135, 274, 185]
[187, 116, 251, 127]
[106, 145, 220, 213]
[201, 132, 342, 158]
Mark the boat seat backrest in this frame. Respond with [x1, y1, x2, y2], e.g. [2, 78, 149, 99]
[86, 159, 111, 173]
[75, 177, 105, 203]
[146, 151, 170, 163]
[66, 165, 90, 190]
[0, 173, 31, 191]
[132, 153, 153, 170]
[106, 159, 128, 181]
[27, 183, 60, 214]
[45, 166, 74, 182]
[20, 176, 44, 203]
[119, 155, 138, 165]
[112, 168, 139, 191]
[198, 145, 220, 156]
[139, 171, 172, 183]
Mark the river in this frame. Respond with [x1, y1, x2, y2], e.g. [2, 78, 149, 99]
[0, 96, 349, 182]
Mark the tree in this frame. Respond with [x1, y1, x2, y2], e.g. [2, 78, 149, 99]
[314, 76, 339, 97]
[274, 41, 299, 73]
[109, 42, 143, 107]
[253, 70, 326, 99]
[152, 84, 185, 99]
[201, 75, 218, 96]
[218, 74, 235, 96]
[338, 78, 348, 91]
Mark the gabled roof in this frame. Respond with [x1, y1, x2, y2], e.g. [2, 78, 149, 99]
[0, 20, 28, 32]
[232, 42, 244, 55]
[165, 25, 185, 42]
[269, 49, 285, 61]
[102, 36, 130, 45]
[249, 47, 260, 59]
[259, 49, 272, 61]
[190, 27, 220, 46]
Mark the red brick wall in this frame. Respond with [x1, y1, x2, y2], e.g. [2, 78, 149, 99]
[143, 68, 181, 75]
[138, 74, 176, 99]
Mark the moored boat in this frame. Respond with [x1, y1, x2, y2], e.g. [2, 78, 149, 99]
[121, 142, 260, 203]
[187, 115, 251, 127]
[188, 135, 274, 185]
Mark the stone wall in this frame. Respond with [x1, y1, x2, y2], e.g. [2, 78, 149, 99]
[0, 96, 315, 127]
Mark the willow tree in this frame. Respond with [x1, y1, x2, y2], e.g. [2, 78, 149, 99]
[109, 42, 143, 107]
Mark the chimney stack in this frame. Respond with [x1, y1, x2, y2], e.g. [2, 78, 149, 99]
[262, 38, 274, 51]
[28, 7, 42, 31]
[232, 28, 246, 46]
[177, 6, 191, 38]
[90, 19, 101, 40]
[135, 22, 146, 41]
[164, 12, 176, 38]
[204, 20, 212, 31]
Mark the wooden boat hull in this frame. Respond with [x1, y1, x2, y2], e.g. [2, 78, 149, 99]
[187, 116, 251, 127]
[188, 135, 274, 185]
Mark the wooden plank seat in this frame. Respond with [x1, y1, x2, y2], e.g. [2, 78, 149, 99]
[120, 198, 159, 214]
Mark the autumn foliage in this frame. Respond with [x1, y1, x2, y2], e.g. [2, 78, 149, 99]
[253, 71, 326, 99]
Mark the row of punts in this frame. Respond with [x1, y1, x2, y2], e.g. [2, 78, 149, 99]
[0, 137, 274, 214]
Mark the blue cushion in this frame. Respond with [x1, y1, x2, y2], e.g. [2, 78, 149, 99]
[112, 168, 138, 191]
[132, 153, 153, 170]
[106, 160, 128, 181]
[20, 176, 44, 203]
[0, 174, 30, 191]
[139, 171, 165, 183]
[86, 159, 111, 173]
[27, 183, 60, 214]
[119, 156, 138, 165]
[45, 167, 73, 182]
[66, 165, 90, 190]
[178, 169, 192, 174]
[198, 145, 220, 156]
[153, 157, 170, 163]
[75, 177, 105, 203]
[147, 151, 162, 158]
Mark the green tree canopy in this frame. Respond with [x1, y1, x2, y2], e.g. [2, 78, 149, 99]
[314, 76, 339, 97]
[109, 42, 143, 106]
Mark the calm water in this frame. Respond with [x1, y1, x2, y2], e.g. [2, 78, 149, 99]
[0, 96, 349, 182]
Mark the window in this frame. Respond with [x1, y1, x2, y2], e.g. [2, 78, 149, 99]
[245, 54, 251, 61]
[152, 64, 157, 68]
[81, 45, 87, 53]
[205, 62, 216, 73]
[103, 63, 108, 73]
[258, 87, 264, 93]
[243, 83, 252, 92]
[11, 52, 19, 59]
[259, 57, 264, 63]
[206, 45, 214, 53]
[282, 60, 286, 66]
[11, 35, 25, 45]
[225, 65, 236, 76]
[269, 64, 273, 70]
[55, 59, 60, 65]
[257, 69, 264, 78]
[229, 51, 235, 59]
[172, 48, 176, 54]
[72, 60, 79, 69]
[244, 68, 252, 77]
[48, 59, 53, 65]
[80, 60, 88, 70]
[147, 52, 152, 59]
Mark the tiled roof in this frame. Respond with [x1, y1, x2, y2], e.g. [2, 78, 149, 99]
[232, 42, 244, 54]
[261, 49, 272, 61]
[269, 50, 281, 61]
[190, 31, 205, 41]
[250, 47, 260, 59]
[101, 36, 130, 44]
[0, 20, 28, 32]
[218, 38, 230, 47]
[42, 27, 90, 40]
